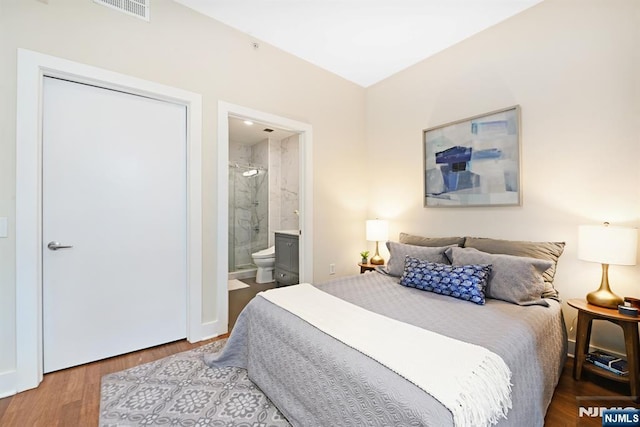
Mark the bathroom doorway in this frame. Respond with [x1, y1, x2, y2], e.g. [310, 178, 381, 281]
[227, 117, 299, 279]
[216, 101, 313, 336]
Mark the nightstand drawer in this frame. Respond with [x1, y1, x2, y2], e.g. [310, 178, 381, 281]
[275, 268, 299, 287]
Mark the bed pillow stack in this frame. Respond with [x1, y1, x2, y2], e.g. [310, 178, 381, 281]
[463, 237, 565, 300]
[445, 247, 552, 307]
[390, 232, 565, 307]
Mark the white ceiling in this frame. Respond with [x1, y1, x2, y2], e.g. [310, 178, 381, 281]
[174, 0, 542, 87]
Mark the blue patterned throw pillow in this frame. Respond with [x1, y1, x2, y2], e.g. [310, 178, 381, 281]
[399, 256, 491, 305]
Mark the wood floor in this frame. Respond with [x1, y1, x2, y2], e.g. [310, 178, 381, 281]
[0, 278, 273, 427]
[228, 276, 277, 329]
[0, 279, 633, 426]
[0, 336, 226, 427]
[545, 358, 631, 426]
[0, 346, 632, 426]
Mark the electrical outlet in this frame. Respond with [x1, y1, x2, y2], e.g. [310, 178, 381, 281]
[329, 263, 336, 275]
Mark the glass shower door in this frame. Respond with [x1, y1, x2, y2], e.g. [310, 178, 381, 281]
[228, 164, 268, 273]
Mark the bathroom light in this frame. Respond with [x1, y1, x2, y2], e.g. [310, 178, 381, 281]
[366, 219, 389, 265]
[242, 169, 259, 177]
[243, 120, 254, 126]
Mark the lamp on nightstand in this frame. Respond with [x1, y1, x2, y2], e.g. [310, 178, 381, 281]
[578, 222, 638, 309]
[366, 219, 389, 265]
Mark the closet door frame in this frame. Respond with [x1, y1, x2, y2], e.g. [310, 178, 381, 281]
[15, 49, 203, 393]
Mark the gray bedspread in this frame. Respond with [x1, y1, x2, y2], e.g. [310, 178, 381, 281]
[205, 272, 567, 426]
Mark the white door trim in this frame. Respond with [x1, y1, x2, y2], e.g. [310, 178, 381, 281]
[214, 101, 313, 337]
[14, 49, 203, 393]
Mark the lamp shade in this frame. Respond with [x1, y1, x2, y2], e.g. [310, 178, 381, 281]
[578, 224, 638, 266]
[366, 219, 389, 242]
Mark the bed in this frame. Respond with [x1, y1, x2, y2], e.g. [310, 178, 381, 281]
[205, 236, 568, 426]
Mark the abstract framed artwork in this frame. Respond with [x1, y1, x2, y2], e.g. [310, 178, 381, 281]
[423, 105, 521, 207]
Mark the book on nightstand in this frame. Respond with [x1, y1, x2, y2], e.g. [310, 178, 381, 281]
[586, 350, 629, 376]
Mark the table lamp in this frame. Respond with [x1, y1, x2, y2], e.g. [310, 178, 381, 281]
[578, 222, 638, 309]
[366, 219, 389, 265]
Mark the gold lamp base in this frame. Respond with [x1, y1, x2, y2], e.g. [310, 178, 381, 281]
[586, 263, 624, 309]
[370, 241, 385, 265]
[370, 254, 384, 265]
[586, 288, 623, 309]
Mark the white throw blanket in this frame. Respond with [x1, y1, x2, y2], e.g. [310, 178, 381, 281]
[260, 283, 512, 427]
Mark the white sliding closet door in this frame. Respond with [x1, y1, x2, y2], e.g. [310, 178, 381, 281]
[42, 76, 187, 372]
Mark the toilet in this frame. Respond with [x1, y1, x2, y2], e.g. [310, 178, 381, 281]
[251, 246, 276, 283]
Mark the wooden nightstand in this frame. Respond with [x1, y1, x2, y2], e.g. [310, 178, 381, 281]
[358, 263, 378, 274]
[568, 298, 640, 398]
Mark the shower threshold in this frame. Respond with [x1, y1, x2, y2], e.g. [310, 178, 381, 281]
[229, 264, 257, 280]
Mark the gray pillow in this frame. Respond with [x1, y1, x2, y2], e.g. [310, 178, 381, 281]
[463, 237, 565, 300]
[399, 232, 465, 248]
[385, 241, 452, 277]
[446, 247, 552, 307]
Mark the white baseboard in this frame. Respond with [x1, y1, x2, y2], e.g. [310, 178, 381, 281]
[568, 338, 575, 358]
[196, 320, 228, 342]
[0, 369, 17, 398]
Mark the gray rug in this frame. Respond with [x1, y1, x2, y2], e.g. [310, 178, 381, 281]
[99, 339, 290, 426]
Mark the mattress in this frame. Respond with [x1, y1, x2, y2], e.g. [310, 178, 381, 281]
[205, 271, 568, 426]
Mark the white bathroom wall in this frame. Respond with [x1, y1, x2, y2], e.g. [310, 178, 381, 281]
[280, 135, 300, 231]
[268, 135, 300, 243]
[229, 140, 250, 165]
[251, 139, 269, 169]
[268, 139, 282, 246]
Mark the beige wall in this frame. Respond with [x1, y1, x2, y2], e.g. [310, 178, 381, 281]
[0, 0, 367, 377]
[2, 0, 638, 388]
[366, 0, 640, 353]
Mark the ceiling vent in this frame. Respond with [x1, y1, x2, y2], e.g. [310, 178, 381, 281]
[94, 0, 149, 21]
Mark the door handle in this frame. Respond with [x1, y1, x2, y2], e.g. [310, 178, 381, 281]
[47, 241, 73, 251]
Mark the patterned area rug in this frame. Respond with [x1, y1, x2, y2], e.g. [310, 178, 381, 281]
[99, 339, 290, 426]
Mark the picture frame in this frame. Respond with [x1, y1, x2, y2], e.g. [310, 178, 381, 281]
[423, 105, 521, 207]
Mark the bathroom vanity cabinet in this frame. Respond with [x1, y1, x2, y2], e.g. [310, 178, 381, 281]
[275, 232, 299, 287]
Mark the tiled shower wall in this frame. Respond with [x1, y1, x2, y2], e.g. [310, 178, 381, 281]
[228, 135, 299, 270]
[268, 135, 300, 246]
[228, 139, 269, 269]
